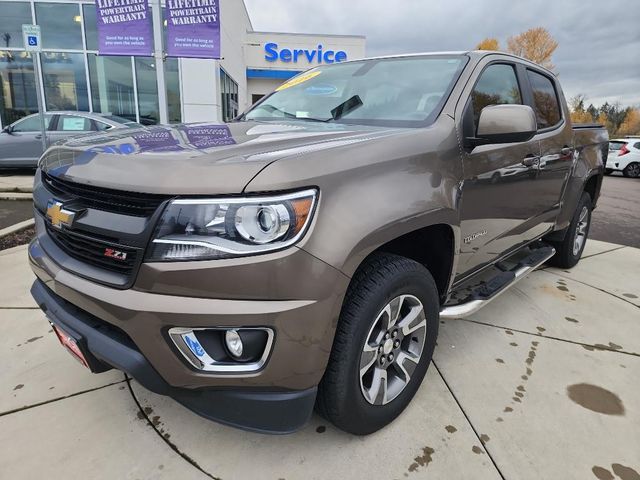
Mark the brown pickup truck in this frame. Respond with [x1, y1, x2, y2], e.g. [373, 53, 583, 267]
[29, 51, 608, 435]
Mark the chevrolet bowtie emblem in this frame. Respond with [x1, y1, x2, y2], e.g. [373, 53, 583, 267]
[46, 200, 76, 229]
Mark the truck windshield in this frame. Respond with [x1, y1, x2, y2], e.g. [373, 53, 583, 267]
[244, 55, 468, 128]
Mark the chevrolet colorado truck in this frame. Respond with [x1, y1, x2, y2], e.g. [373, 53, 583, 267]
[29, 51, 608, 435]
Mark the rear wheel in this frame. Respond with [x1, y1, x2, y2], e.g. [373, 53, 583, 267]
[547, 192, 592, 269]
[316, 253, 439, 435]
[622, 162, 640, 178]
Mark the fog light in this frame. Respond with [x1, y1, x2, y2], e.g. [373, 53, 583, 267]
[225, 330, 244, 358]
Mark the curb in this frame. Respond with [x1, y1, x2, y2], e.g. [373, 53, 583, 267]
[0, 187, 33, 194]
[0, 192, 32, 201]
[0, 218, 35, 239]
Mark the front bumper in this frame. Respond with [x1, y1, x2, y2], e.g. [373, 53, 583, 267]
[28, 222, 349, 432]
[31, 279, 316, 434]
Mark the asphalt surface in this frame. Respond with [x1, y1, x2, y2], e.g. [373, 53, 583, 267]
[590, 173, 640, 248]
[0, 172, 638, 246]
[0, 201, 33, 229]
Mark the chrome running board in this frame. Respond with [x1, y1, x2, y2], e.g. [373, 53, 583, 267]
[440, 245, 555, 319]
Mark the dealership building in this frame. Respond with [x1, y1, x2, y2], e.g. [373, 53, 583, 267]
[0, 0, 366, 129]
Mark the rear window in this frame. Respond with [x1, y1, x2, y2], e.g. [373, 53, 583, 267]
[609, 141, 627, 151]
[526, 69, 562, 129]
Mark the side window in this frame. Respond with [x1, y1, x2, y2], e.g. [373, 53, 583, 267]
[56, 115, 92, 132]
[94, 120, 112, 131]
[634, 142, 640, 150]
[526, 69, 562, 129]
[12, 115, 52, 132]
[471, 64, 522, 130]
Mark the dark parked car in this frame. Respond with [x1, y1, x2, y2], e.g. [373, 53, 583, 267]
[0, 112, 139, 168]
[29, 51, 607, 435]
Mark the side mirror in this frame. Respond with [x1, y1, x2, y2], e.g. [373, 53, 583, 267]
[469, 104, 537, 147]
[2, 125, 13, 134]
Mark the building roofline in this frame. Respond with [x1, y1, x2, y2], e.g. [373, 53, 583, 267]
[248, 30, 366, 40]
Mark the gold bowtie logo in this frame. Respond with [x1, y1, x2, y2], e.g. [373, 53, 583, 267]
[46, 200, 76, 229]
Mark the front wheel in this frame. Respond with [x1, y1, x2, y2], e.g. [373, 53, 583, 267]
[548, 192, 592, 269]
[316, 253, 439, 435]
[623, 162, 640, 178]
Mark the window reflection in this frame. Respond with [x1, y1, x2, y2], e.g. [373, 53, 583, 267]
[83, 4, 98, 51]
[88, 54, 136, 122]
[41, 52, 89, 111]
[135, 57, 159, 125]
[0, 50, 37, 125]
[0, 2, 32, 49]
[220, 68, 238, 122]
[35, 3, 83, 50]
[166, 58, 181, 123]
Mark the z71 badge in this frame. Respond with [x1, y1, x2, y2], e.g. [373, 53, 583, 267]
[104, 248, 127, 261]
[464, 230, 488, 244]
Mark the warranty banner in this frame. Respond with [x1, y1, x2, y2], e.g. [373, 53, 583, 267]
[165, 0, 221, 59]
[96, 0, 153, 56]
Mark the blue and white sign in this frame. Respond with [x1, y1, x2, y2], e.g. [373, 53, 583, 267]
[22, 24, 41, 52]
[264, 42, 348, 65]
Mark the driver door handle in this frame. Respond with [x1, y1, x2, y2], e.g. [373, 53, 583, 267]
[522, 155, 540, 167]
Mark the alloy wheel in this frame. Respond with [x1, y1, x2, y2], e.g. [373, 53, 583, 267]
[573, 205, 589, 256]
[359, 295, 427, 405]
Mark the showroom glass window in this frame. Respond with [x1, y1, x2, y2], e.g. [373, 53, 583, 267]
[220, 68, 239, 122]
[0, 51, 38, 125]
[0, 2, 32, 49]
[35, 3, 83, 50]
[41, 52, 89, 111]
[526, 69, 562, 129]
[135, 57, 160, 125]
[88, 54, 136, 122]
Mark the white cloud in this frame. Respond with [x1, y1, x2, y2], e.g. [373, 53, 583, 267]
[245, 0, 640, 107]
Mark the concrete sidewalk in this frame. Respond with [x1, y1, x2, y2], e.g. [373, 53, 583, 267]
[0, 175, 34, 193]
[0, 240, 638, 479]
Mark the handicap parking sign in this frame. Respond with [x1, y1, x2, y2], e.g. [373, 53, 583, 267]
[22, 24, 41, 52]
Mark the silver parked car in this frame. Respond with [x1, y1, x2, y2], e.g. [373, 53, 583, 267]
[0, 111, 140, 168]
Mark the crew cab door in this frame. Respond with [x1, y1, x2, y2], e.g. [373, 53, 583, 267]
[455, 59, 547, 278]
[524, 68, 574, 215]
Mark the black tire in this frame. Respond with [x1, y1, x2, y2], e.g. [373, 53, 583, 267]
[604, 168, 614, 175]
[547, 192, 592, 269]
[622, 162, 640, 178]
[316, 252, 439, 435]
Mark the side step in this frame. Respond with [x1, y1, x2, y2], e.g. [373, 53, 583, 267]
[440, 244, 556, 319]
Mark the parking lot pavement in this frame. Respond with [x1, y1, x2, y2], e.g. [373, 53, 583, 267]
[590, 175, 640, 248]
[1, 240, 638, 479]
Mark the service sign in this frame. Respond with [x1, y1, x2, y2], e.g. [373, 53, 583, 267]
[165, 0, 221, 59]
[96, 0, 153, 56]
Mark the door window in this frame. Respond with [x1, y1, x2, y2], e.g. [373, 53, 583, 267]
[526, 69, 562, 129]
[94, 120, 113, 131]
[12, 115, 52, 132]
[471, 64, 522, 129]
[56, 116, 93, 131]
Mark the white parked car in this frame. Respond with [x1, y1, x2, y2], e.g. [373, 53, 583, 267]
[606, 138, 640, 178]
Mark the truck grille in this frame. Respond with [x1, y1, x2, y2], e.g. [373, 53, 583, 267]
[45, 224, 140, 276]
[42, 171, 168, 217]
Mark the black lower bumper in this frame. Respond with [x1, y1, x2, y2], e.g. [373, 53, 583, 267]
[31, 279, 317, 434]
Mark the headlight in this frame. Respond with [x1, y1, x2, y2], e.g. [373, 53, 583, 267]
[146, 189, 317, 261]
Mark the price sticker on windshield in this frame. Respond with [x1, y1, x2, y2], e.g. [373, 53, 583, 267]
[276, 70, 321, 91]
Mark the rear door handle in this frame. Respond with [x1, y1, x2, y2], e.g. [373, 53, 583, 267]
[35, 134, 42, 139]
[561, 147, 572, 156]
[522, 155, 540, 167]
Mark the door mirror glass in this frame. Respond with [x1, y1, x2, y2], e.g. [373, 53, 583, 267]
[475, 104, 537, 145]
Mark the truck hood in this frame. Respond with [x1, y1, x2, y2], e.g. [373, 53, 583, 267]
[39, 121, 401, 194]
